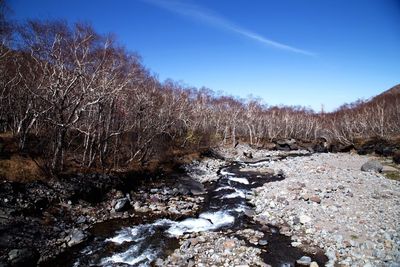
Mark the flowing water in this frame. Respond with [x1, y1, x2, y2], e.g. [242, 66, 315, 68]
[54, 158, 327, 267]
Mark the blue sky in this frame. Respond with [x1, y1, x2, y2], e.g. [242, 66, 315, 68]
[8, 0, 400, 111]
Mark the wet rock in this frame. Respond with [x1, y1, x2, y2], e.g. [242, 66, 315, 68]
[296, 255, 312, 266]
[176, 177, 206, 196]
[8, 248, 39, 267]
[65, 229, 88, 247]
[361, 160, 383, 172]
[114, 198, 130, 212]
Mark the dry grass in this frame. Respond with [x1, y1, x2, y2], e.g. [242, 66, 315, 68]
[0, 155, 44, 183]
[384, 171, 400, 181]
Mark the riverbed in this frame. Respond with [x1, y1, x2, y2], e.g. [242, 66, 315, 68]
[53, 155, 327, 267]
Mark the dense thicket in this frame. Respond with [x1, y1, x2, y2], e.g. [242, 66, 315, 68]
[1, 18, 399, 172]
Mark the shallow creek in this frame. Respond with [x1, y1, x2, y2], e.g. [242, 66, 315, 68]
[58, 158, 327, 266]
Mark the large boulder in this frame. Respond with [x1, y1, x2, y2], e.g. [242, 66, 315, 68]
[361, 160, 383, 173]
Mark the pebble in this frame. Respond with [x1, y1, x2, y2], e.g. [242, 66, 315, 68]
[296, 255, 312, 266]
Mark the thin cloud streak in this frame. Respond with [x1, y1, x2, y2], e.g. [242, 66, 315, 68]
[142, 0, 315, 56]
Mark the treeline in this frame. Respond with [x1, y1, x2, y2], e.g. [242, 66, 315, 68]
[1, 18, 399, 173]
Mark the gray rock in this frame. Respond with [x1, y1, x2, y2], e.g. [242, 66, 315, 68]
[361, 160, 383, 173]
[66, 229, 88, 247]
[76, 215, 87, 224]
[296, 255, 312, 266]
[299, 214, 312, 224]
[8, 248, 39, 267]
[114, 198, 130, 212]
[177, 177, 206, 195]
[258, 239, 268, 246]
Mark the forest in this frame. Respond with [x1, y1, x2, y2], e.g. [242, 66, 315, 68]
[1, 17, 399, 174]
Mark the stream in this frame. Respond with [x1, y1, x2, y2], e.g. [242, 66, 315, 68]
[56, 158, 327, 267]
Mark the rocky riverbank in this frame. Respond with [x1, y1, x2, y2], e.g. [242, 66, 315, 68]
[249, 152, 400, 266]
[1, 144, 399, 267]
[0, 170, 206, 266]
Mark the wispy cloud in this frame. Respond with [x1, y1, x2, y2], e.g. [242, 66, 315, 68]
[142, 0, 315, 56]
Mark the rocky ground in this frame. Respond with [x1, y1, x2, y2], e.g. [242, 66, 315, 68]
[249, 152, 400, 267]
[0, 171, 206, 266]
[1, 143, 399, 267]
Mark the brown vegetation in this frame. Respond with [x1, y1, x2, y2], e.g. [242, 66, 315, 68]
[0, 12, 399, 175]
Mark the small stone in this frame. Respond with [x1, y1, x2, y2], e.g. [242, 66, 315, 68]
[296, 256, 312, 266]
[114, 198, 130, 212]
[76, 215, 86, 224]
[291, 241, 301, 247]
[258, 239, 268, 246]
[189, 237, 199, 246]
[310, 262, 319, 267]
[223, 240, 236, 250]
[384, 239, 393, 248]
[309, 196, 321, 204]
[299, 214, 312, 224]
[293, 217, 301, 225]
[66, 229, 88, 247]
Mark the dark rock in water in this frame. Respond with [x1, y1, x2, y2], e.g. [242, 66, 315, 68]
[176, 176, 205, 196]
[296, 255, 312, 266]
[361, 160, 383, 173]
[65, 229, 89, 247]
[114, 198, 131, 212]
[8, 248, 39, 267]
[393, 152, 400, 164]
